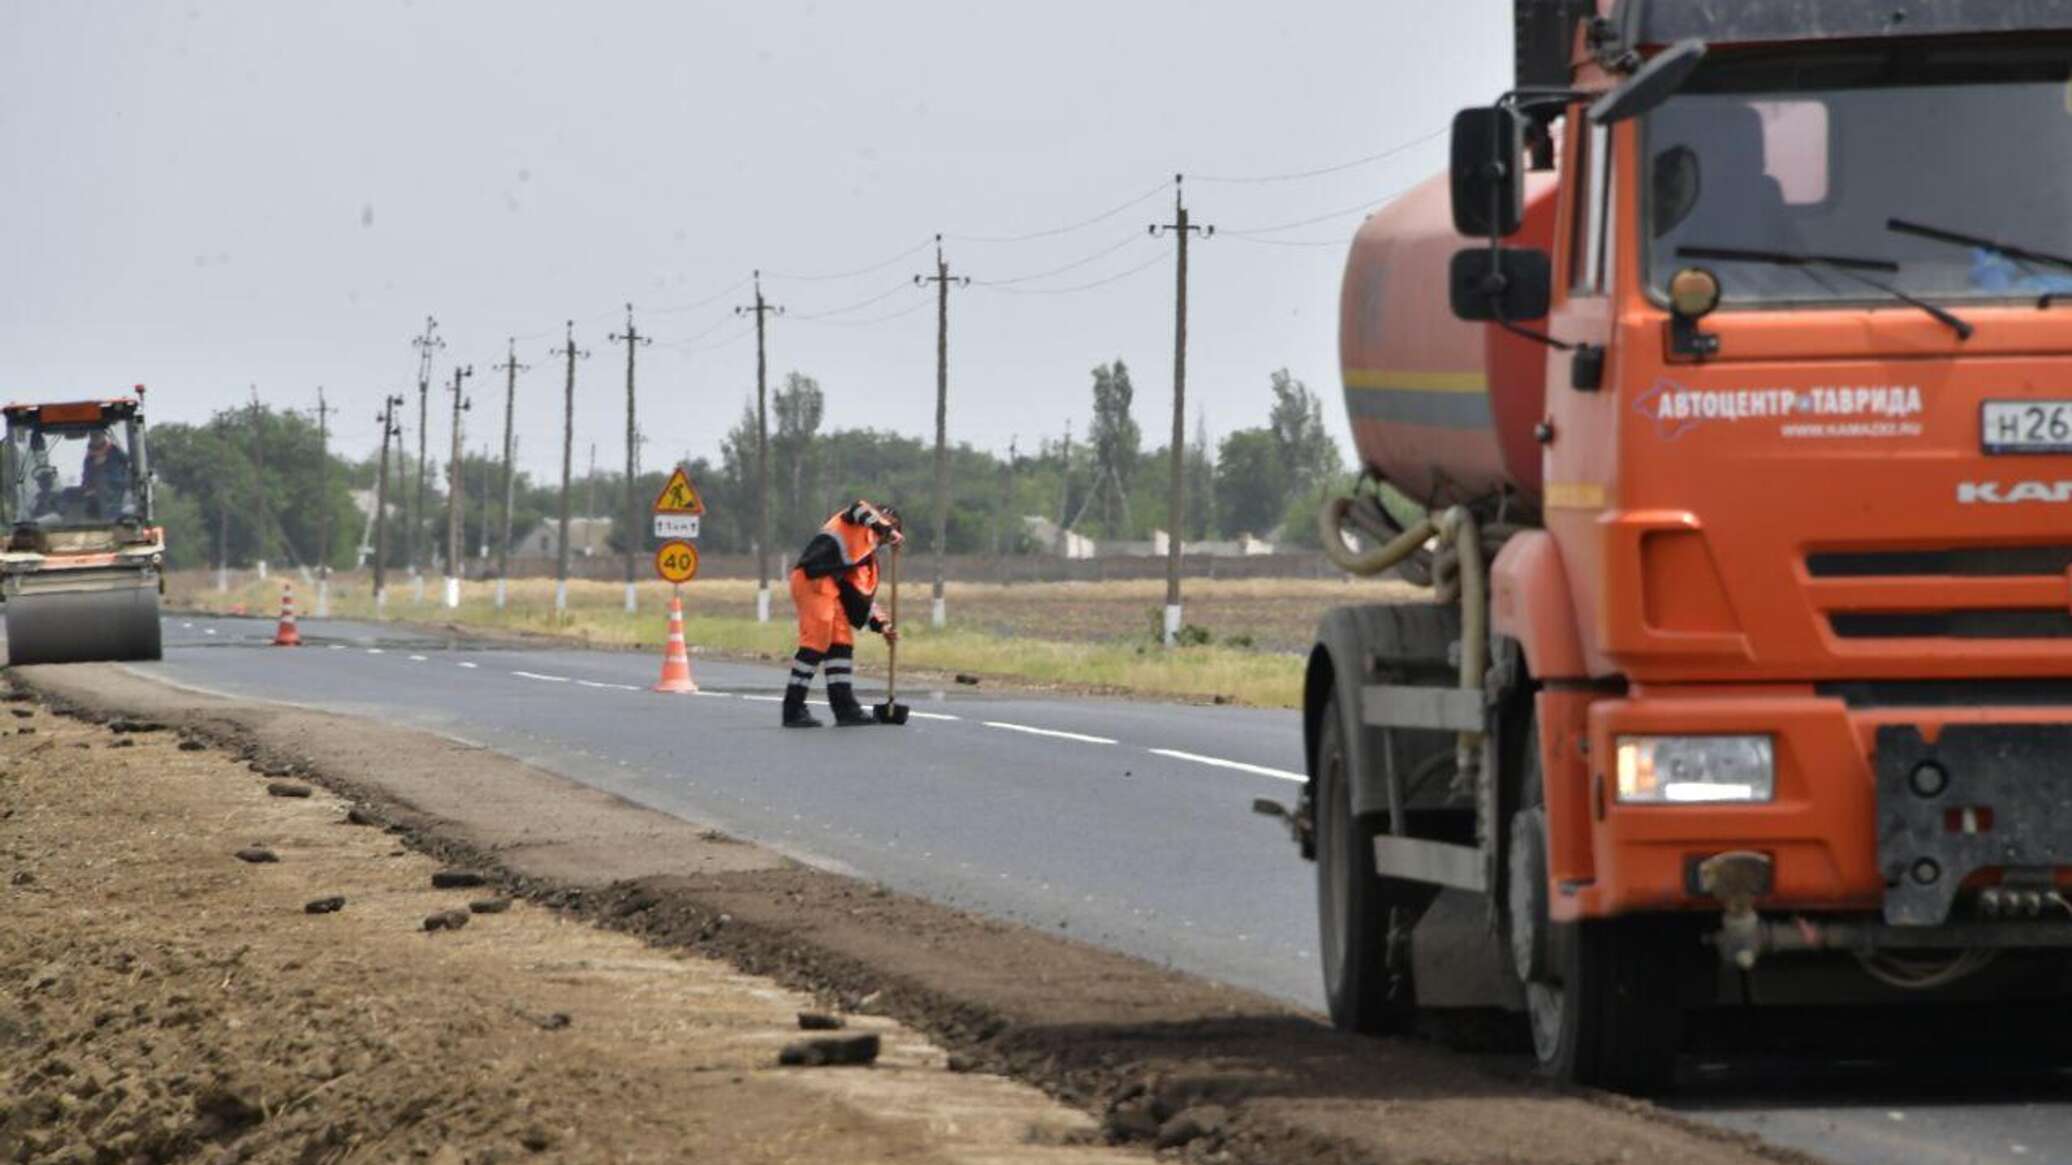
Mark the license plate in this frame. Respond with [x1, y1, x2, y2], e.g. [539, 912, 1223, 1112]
[1983, 400, 2072, 454]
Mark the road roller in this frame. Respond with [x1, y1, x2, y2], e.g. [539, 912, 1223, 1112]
[1263, 0, 2072, 1093]
[0, 393, 163, 665]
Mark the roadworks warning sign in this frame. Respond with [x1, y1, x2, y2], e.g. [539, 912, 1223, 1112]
[652, 466, 705, 515]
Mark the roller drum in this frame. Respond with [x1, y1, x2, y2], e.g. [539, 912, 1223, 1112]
[4, 586, 163, 666]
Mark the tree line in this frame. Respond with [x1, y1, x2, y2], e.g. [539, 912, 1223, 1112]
[145, 365, 1346, 572]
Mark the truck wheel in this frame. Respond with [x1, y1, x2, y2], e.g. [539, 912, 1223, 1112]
[1316, 689, 1415, 1034]
[1509, 716, 1682, 1093]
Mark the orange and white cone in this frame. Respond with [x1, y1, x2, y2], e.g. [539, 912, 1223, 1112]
[272, 583, 302, 647]
[652, 593, 697, 693]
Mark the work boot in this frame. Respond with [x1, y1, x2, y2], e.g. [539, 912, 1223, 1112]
[781, 703, 823, 729]
[832, 704, 875, 727]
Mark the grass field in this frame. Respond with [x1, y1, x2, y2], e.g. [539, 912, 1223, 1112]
[167, 570, 1425, 708]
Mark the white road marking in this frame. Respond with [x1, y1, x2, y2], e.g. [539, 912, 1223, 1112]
[983, 721, 1116, 745]
[511, 670, 571, 683]
[327, 644, 345, 651]
[408, 654, 428, 662]
[577, 680, 643, 691]
[204, 628, 217, 636]
[1148, 748, 1304, 784]
[365, 647, 382, 654]
[908, 711, 959, 721]
[741, 695, 783, 702]
[181, 621, 193, 628]
[693, 691, 733, 698]
[457, 661, 478, 669]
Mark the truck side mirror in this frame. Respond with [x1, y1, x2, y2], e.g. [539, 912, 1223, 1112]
[1589, 38, 1707, 125]
[1449, 248, 1552, 322]
[1450, 107, 1525, 238]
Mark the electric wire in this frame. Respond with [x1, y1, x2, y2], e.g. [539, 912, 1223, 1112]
[944, 178, 1173, 245]
[790, 297, 933, 327]
[789, 279, 919, 321]
[972, 249, 1171, 296]
[657, 312, 743, 350]
[1223, 182, 1419, 237]
[646, 276, 753, 315]
[972, 232, 1151, 286]
[762, 238, 935, 282]
[1190, 124, 1447, 184]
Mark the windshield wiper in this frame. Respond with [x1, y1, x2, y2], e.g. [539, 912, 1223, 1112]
[1677, 243, 1974, 341]
[1888, 217, 2072, 308]
[1887, 218, 2072, 273]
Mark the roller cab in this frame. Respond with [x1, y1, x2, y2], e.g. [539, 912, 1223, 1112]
[0, 396, 164, 664]
[1288, 0, 2072, 1095]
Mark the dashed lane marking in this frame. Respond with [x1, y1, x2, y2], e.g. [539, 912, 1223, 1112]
[577, 680, 644, 691]
[364, 647, 381, 654]
[408, 654, 428, 662]
[457, 661, 478, 669]
[511, 670, 571, 683]
[908, 711, 959, 721]
[982, 721, 1116, 745]
[1148, 748, 1304, 784]
[741, 694, 784, 702]
[327, 644, 345, 651]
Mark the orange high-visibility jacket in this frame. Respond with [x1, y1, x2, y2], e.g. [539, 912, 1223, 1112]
[792, 509, 886, 630]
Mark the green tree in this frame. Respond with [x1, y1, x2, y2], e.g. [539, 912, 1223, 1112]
[1213, 427, 1285, 539]
[1088, 360, 1140, 538]
[1267, 369, 1342, 496]
[771, 372, 826, 542]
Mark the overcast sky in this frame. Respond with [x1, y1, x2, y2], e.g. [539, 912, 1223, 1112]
[1, 1, 1511, 482]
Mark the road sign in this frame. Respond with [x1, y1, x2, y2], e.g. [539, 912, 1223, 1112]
[655, 540, 699, 584]
[654, 513, 700, 540]
[653, 466, 705, 515]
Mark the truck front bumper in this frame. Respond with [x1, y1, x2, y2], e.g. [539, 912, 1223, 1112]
[1567, 688, 2072, 927]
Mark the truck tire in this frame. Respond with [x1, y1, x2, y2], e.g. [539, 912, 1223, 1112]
[1509, 715, 1682, 1093]
[1316, 689, 1417, 1034]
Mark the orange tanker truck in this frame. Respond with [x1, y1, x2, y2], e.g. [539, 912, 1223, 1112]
[1267, 0, 2072, 1090]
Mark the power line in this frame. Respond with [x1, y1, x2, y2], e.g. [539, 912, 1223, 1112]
[972, 248, 1170, 296]
[762, 238, 935, 283]
[944, 178, 1173, 245]
[1221, 233, 1357, 250]
[646, 276, 753, 315]
[973, 231, 1149, 286]
[788, 297, 933, 327]
[1190, 124, 1447, 185]
[1223, 184, 1417, 237]
[789, 279, 917, 320]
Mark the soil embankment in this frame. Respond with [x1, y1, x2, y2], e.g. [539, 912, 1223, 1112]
[12, 663, 1814, 1165]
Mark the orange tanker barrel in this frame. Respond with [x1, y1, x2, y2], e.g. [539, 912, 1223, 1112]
[1338, 171, 1557, 506]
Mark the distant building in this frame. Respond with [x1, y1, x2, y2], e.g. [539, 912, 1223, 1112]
[1019, 516, 1275, 559]
[513, 516, 613, 559]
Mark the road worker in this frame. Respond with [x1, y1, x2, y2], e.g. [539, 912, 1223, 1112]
[783, 499, 902, 728]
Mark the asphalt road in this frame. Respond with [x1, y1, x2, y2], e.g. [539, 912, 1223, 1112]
[57, 612, 2072, 1165]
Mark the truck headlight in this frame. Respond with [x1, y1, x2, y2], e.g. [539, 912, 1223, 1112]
[1615, 735, 1774, 804]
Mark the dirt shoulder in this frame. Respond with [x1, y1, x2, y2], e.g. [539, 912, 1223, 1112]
[0, 683, 1130, 1163]
[15, 663, 1818, 1165]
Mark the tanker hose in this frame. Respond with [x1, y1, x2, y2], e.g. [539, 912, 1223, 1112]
[1434, 506, 1488, 798]
[1317, 493, 1435, 578]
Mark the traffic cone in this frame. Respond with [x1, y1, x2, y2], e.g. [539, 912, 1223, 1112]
[652, 593, 697, 693]
[272, 583, 302, 647]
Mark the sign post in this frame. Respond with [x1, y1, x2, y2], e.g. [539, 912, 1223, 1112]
[650, 466, 706, 693]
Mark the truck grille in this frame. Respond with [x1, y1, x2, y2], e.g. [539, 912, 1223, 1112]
[1808, 545, 2072, 578]
[1807, 544, 2072, 642]
[1829, 611, 2072, 639]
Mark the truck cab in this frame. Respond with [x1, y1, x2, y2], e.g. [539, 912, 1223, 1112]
[1290, 0, 2072, 1091]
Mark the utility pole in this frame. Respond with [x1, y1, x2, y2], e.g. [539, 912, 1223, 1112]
[248, 386, 269, 579]
[914, 237, 970, 629]
[442, 363, 474, 608]
[734, 273, 784, 622]
[998, 436, 1018, 582]
[314, 387, 332, 617]
[1150, 175, 1213, 646]
[373, 394, 403, 612]
[478, 443, 492, 560]
[609, 304, 652, 615]
[409, 317, 444, 600]
[550, 323, 588, 614]
[494, 339, 528, 610]
[1055, 420, 1072, 556]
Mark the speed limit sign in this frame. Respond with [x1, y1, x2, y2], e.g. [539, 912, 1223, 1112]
[654, 540, 699, 584]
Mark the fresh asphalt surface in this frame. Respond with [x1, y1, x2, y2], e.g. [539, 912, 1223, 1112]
[36, 611, 2072, 1165]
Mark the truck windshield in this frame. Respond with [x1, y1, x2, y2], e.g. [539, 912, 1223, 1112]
[1642, 46, 2072, 308]
[5, 421, 142, 528]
